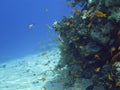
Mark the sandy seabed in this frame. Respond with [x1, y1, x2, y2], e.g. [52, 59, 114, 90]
[0, 47, 65, 90]
[0, 47, 92, 90]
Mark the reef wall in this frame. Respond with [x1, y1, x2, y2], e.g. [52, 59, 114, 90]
[53, 0, 120, 90]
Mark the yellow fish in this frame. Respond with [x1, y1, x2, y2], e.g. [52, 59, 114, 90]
[112, 62, 118, 66]
[94, 67, 101, 72]
[107, 74, 113, 81]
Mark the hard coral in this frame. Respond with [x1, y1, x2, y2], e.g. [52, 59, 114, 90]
[108, 7, 120, 22]
[105, 0, 120, 7]
[53, 0, 120, 90]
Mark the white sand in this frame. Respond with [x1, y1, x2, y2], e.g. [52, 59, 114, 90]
[0, 47, 63, 90]
[0, 47, 92, 90]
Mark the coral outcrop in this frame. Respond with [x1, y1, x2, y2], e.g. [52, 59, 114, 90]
[53, 0, 120, 89]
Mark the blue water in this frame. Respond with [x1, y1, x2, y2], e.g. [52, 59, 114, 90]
[0, 0, 72, 62]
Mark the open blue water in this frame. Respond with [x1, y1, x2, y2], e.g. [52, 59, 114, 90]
[0, 0, 72, 62]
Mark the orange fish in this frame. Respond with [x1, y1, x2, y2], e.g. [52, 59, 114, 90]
[94, 10, 106, 17]
[117, 30, 120, 35]
[116, 81, 120, 86]
[118, 46, 120, 50]
[111, 47, 116, 52]
[112, 52, 120, 60]
[111, 47, 116, 55]
[74, 10, 81, 15]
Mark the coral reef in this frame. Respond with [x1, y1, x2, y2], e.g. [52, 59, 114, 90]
[53, 0, 120, 90]
[108, 7, 120, 22]
[105, 0, 120, 7]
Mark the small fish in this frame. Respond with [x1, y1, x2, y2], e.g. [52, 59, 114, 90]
[57, 68, 62, 71]
[106, 60, 109, 64]
[42, 86, 47, 90]
[94, 10, 106, 17]
[94, 54, 100, 60]
[117, 30, 120, 35]
[38, 41, 44, 45]
[108, 84, 112, 89]
[28, 23, 34, 29]
[107, 74, 113, 81]
[94, 67, 101, 72]
[118, 46, 120, 50]
[44, 61, 50, 66]
[112, 52, 120, 60]
[89, 14, 94, 20]
[79, 45, 83, 49]
[90, 6, 95, 10]
[110, 47, 116, 55]
[84, 52, 90, 56]
[45, 8, 48, 12]
[46, 24, 52, 30]
[40, 77, 46, 82]
[115, 81, 120, 87]
[87, 22, 92, 28]
[111, 47, 116, 52]
[52, 38, 61, 42]
[41, 52, 47, 56]
[67, 1, 72, 7]
[112, 61, 119, 66]
[58, 34, 64, 42]
[74, 10, 81, 15]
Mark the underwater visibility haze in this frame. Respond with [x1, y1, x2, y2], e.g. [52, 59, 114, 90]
[0, 0, 71, 62]
[0, 0, 120, 90]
